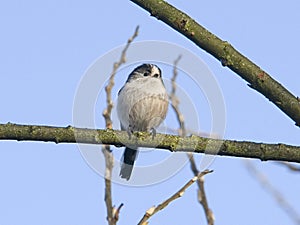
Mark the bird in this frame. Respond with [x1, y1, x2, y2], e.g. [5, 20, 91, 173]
[117, 64, 169, 180]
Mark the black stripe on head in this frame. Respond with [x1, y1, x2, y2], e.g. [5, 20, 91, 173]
[125, 64, 162, 83]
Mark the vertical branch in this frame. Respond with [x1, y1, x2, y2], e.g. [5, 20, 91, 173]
[170, 56, 215, 225]
[189, 156, 215, 225]
[169, 55, 185, 137]
[102, 26, 139, 225]
[102, 145, 114, 224]
[102, 25, 140, 129]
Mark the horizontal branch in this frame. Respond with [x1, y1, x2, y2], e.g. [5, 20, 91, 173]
[0, 123, 300, 163]
[130, 0, 300, 127]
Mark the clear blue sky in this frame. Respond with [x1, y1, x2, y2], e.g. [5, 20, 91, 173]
[1, 1, 300, 224]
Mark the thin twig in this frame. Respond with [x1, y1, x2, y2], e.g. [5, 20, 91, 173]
[137, 170, 213, 225]
[277, 162, 300, 172]
[102, 145, 114, 224]
[170, 56, 215, 225]
[169, 55, 185, 136]
[112, 203, 124, 222]
[102, 26, 139, 225]
[102, 25, 139, 129]
[189, 155, 215, 225]
[245, 161, 300, 225]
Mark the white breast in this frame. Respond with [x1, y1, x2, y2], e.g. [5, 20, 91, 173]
[117, 77, 168, 131]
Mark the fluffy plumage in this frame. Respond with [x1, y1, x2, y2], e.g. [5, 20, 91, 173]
[117, 64, 168, 180]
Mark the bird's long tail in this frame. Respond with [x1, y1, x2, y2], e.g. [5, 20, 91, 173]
[120, 147, 138, 180]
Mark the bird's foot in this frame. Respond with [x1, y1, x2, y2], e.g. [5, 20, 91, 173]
[127, 125, 134, 140]
[150, 128, 156, 140]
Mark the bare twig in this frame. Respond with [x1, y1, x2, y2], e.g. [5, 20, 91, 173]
[112, 203, 124, 222]
[277, 162, 300, 172]
[102, 145, 114, 224]
[189, 156, 215, 225]
[169, 55, 185, 136]
[170, 56, 215, 225]
[102, 26, 139, 225]
[102, 25, 139, 129]
[137, 170, 213, 225]
[245, 161, 300, 224]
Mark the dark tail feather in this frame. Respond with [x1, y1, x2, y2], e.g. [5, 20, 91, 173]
[120, 147, 138, 180]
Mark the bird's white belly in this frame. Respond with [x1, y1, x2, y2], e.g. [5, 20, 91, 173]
[117, 78, 168, 131]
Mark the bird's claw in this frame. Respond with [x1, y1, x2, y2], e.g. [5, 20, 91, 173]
[150, 128, 156, 140]
[127, 126, 133, 140]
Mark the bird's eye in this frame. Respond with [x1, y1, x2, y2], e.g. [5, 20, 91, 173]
[153, 73, 159, 78]
[144, 71, 150, 76]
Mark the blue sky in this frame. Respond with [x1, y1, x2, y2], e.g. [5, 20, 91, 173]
[1, 1, 300, 224]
